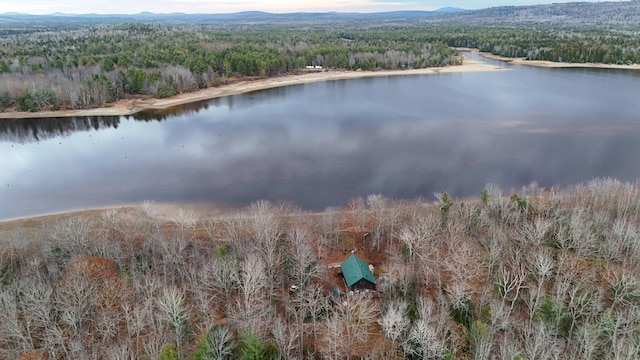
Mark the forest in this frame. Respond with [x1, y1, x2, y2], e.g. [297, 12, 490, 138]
[0, 21, 459, 112]
[2, 178, 640, 359]
[1, 1, 639, 112]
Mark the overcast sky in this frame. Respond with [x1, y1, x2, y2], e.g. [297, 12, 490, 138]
[0, 0, 617, 14]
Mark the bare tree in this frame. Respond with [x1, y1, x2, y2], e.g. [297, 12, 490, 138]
[201, 217, 224, 243]
[609, 218, 640, 264]
[570, 323, 602, 359]
[172, 208, 197, 242]
[105, 342, 135, 360]
[272, 315, 299, 360]
[0, 289, 33, 358]
[402, 317, 447, 359]
[232, 253, 269, 335]
[248, 200, 285, 297]
[494, 332, 522, 360]
[517, 217, 552, 246]
[468, 320, 492, 360]
[444, 240, 486, 289]
[49, 216, 94, 257]
[287, 226, 318, 287]
[221, 212, 251, 244]
[379, 300, 409, 344]
[53, 268, 99, 357]
[526, 248, 555, 323]
[569, 207, 599, 257]
[294, 283, 328, 351]
[489, 298, 511, 331]
[141, 200, 162, 234]
[200, 256, 239, 317]
[157, 286, 190, 357]
[194, 324, 235, 360]
[367, 194, 396, 250]
[335, 296, 378, 360]
[345, 197, 367, 235]
[321, 206, 342, 247]
[99, 209, 153, 279]
[122, 301, 153, 358]
[519, 322, 558, 360]
[608, 270, 640, 310]
[382, 250, 418, 299]
[43, 323, 71, 359]
[396, 213, 439, 263]
[321, 314, 346, 360]
[13, 271, 53, 350]
[495, 264, 526, 317]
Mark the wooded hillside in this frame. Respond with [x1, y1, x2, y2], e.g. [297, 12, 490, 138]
[0, 20, 458, 112]
[2, 178, 640, 359]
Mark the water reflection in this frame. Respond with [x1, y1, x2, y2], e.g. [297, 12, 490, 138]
[131, 84, 308, 121]
[0, 116, 123, 143]
[2, 62, 640, 219]
[131, 100, 212, 121]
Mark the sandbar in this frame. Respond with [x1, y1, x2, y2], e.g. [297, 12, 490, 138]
[459, 47, 640, 70]
[0, 56, 503, 119]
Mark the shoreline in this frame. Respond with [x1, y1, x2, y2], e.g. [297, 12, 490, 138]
[458, 47, 640, 70]
[0, 57, 503, 120]
[2, 50, 638, 120]
[0, 201, 238, 226]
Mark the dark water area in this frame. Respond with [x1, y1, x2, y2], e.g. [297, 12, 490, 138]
[2, 55, 640, 219]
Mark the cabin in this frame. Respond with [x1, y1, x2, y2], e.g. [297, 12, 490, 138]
[340, 254, 376, 291]
[305, 65, 323, 72]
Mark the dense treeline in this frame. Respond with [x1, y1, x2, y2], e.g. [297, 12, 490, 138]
[0, 22, 459, 112]
[314, 24, 640, 65]
[424, 1, 640, 64]
[437, 26, 640, 64]
[2, 178, 640, 359]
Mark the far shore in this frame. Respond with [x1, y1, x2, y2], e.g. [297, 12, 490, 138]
[2, 50, 639, 120]
[458, 47, 640, 70]
[0, 56, 504, 120]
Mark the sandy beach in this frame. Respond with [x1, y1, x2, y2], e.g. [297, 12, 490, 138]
[0, 57, 503, 120]
[3, 50, 635, 120]
[459, 47, 640, 70]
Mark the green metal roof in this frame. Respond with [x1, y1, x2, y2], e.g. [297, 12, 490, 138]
[340, 254, 376, 288]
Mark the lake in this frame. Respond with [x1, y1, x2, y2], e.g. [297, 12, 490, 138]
[2, 54, 640, 219]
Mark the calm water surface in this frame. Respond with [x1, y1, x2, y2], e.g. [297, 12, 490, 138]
[2, 55, 640, 219]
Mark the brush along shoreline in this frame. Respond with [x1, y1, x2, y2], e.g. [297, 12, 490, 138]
[0, 57, 503, 120]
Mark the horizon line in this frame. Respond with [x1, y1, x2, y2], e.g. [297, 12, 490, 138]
[0, 7, 471, 16]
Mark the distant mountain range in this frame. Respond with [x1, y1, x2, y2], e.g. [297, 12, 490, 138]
[0, 7, 467, 23]
[1, 2, 639, 26]
[428, 1, 640, 26]
[1, 8, 467, 17]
